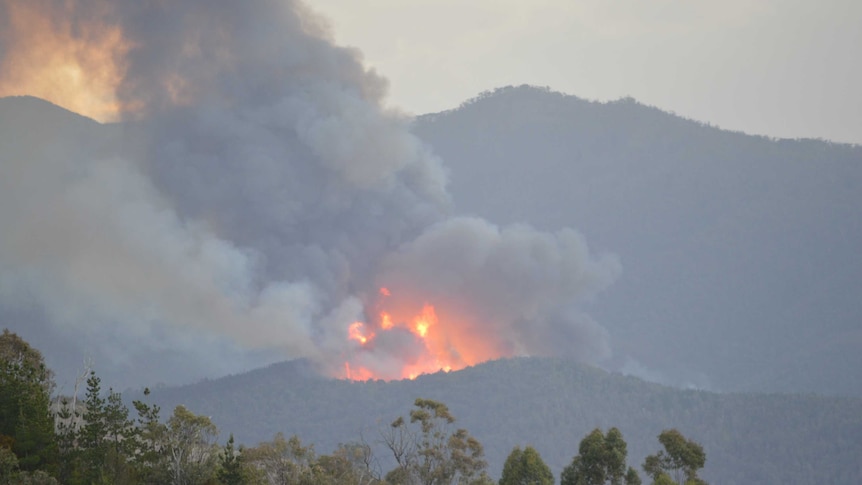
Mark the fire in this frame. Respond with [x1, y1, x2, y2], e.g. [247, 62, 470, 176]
[413, 304, 436, 338]
[348, 321, 373, 345]
[0, 1, 131, 122]
[380, 312, 393, 329]
[342, 287, 511, 382]
[344, 362, 373, 381]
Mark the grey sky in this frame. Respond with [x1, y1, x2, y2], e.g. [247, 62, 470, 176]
[314, 0, 861, 144]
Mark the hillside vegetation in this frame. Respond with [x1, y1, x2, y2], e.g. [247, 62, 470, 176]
[4, 91, 860, 398]
[146, 357, 862, 484]
[413, 85, 862, 396]
[2, 93, 862, 484]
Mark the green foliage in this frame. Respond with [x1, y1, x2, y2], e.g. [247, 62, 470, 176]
[241, 432, 317, 484]
[0, 330, 58, 484]
[314, 441, 382, 485]
[642, 430, 706, 485]
[383, 398, 489, 485]
[651, 474, 674, 485]
[217, 434, 243, 485]
[0, 446, 19, 484]
[561, 428, 639, 485]
[59, 370, 140, 484]
[78, 371, 107, 482]
[0, 331, 852, 484]
[139, 356, 862, 484]
[0, 330, 57, 475]
[498, 446, 553, 485]
[0, 330, 54, 394]
[0, 432, 58, 485]
[624, 467, 641, 485]
[103, 388, 138, 481]
[132, 387, 166, 482]
[54, 394, 80, 482]
[603, 428, 628, 485]
[49, 368, 223, 485]
[12, 470, 59, 484]
[164, 405, 220, 485]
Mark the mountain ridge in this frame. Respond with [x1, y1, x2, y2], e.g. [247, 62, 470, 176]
[2, 89, 860, 396]
[3, 91, 861, 483]
[412, 84, 862, 396]
[141, 355, 862, 485]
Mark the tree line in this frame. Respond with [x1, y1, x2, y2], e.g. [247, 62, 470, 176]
[1, 329, 706, 484]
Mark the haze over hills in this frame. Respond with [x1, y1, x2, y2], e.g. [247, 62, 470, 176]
[3, 87, 862, 398]
[0, 92, 620, 390]
[2, 1, 861, 484]
[3, 0, 860, 401]
[3, 89, 862, 483]
[413, 85, 862, 396]
[141, 356, 862, 485]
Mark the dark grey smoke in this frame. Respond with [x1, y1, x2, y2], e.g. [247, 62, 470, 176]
[0, 0, 619, 388]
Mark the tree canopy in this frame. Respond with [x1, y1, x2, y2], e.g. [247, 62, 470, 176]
[383, 398, 492, 485]
[0, 330, 722, 485]
[499, 446, 553, 485]
[0, 330, 57, 474]
[561, 427, 640, 485]
[642, 429, 706, 485]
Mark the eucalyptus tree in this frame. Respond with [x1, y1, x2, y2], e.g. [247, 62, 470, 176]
[642, 429, 706, 485]
[499, 446, 553, 485]
[382, 398, 491, 485]
[561, 428, 640, 485]
[0, 329, 57, 474]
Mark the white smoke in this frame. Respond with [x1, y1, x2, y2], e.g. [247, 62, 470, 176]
[372, 218, 620, 368]
[0, 0, 620, 387]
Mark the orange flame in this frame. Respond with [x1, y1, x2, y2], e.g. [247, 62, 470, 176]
[342, 287, 512, 382]
[344, 362, 373, 381]
[413, 304, 435, 337]
[380, 311, 393, 330]
[348, 321, 373, 345]
[0, 1, 131, 122]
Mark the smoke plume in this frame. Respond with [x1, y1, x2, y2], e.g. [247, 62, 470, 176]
[0, 0, 620, 387]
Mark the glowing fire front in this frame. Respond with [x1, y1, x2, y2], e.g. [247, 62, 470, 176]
[343, 287, 486, 381]
[0, 1, 132, 122]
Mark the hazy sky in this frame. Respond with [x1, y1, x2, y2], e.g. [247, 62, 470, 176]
[313, 0, 861, 145]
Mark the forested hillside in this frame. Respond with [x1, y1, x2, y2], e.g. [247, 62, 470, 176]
[145, 357, 862, 485]
[5, 90, 861, 399]
[412, 85, 862, 396]
[2, 0, 860, 481]
[5, 327, 861, 483]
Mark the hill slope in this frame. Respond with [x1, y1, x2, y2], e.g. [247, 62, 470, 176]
[412, 85, 862, 396]
[4, 91, 859, 396]
[145, 357, 862, 485]
[0, 96, 139, 387]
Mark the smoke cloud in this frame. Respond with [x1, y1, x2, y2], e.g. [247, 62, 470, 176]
[0, 0, 620, 387]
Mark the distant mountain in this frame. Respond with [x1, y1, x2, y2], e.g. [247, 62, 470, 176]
[0, 96, 136, 388]
[0, 95, 115, 160]
[4, 91, 859, 396]
[412, 85, 862, 396]
[4, 92, 861, 483]
[143, 357, 862, 485]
